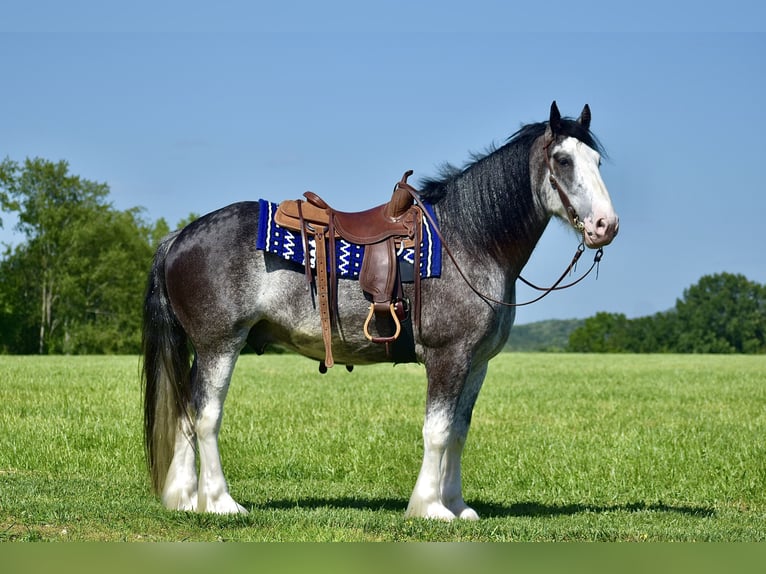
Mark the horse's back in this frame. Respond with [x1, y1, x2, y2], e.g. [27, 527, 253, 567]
[170, 201, 261, 257]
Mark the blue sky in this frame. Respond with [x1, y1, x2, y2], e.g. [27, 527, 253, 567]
[2, 2, 764, 324]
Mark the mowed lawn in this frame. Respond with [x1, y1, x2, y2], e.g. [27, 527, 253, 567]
[0, 353, 764, 541]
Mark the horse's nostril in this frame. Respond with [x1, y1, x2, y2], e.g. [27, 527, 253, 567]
[592, 216, 618, 242]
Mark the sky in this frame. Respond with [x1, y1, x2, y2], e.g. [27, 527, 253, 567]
[1, 2, 765, 325]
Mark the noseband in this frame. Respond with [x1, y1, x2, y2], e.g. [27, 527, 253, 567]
[543, 135, 586, 233]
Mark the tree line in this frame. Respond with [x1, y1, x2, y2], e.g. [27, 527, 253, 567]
[1, 157, 764, 354]
[568, 272, 766, 353]
[0, 157, 183, 354]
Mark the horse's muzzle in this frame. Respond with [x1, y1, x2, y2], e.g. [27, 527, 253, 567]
[583, 214, 619, 248]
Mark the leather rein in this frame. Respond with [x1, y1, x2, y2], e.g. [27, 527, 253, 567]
[401, 138, 605, 309]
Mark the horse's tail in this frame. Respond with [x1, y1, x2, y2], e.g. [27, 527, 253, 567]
[141, 231, 191, 496]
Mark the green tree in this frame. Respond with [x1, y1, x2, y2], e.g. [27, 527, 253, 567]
[55, 207, 161, 353]
[1, 157, 112, 352]
[674, 272, 766, 353]
[0, 157, 166, 354]
[150, 217, 171, 248]
[0, 242, 39, 353]
[568, 312, 631, 353]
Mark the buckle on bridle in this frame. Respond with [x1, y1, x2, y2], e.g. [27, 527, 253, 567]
[569, 208, 585, 233]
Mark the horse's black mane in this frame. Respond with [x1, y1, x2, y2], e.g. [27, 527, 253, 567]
[417, 117, 604, 203]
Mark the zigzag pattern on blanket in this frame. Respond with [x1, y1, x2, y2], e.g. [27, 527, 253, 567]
[255, 199, 441, 280]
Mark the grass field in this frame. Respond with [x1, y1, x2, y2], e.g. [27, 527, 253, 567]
[0, 353, 764, 542]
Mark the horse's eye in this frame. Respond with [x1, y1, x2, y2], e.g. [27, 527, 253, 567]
[556, 156, 570, 168]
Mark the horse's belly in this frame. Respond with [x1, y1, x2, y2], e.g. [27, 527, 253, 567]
[250, 268, 418, 366]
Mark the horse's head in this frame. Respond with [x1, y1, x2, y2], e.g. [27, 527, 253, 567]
[541, 101, 619, 248]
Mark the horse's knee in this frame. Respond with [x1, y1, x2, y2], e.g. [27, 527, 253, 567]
[422, 407, 454, 443]
[193, 403, 223, 438]
[423, 416, 470, 453]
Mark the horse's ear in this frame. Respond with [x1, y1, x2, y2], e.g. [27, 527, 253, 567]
[577, 104, 591, 130]
[549, 101, 562, 135]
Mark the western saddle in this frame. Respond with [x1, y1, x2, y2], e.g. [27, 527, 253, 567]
[274, 171, 422, 371]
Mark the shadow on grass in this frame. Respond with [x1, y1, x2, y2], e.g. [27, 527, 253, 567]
[247, 497, 715, 518]
[473, 500, 715, 519]
[247, 497, 404, 513]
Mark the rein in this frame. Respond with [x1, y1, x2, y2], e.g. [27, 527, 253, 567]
[403, 187, 604, 309]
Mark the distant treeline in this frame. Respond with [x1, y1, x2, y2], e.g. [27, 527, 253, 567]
[2, 158, 764, 355]
[506, 319, 584, 352]
[0, 157, 193, 354]
[509, 273, 766, 354]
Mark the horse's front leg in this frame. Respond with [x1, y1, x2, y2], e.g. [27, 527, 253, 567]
[406, 360, 487, 520]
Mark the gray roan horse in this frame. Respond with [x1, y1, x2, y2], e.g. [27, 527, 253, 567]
[142, 102, 619, 519]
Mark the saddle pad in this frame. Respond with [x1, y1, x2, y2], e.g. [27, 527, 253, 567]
[256, 199, 442, 280]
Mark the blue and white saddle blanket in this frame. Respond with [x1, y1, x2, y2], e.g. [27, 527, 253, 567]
[255, 199, 442, 280]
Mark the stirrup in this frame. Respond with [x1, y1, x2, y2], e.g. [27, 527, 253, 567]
[363, 302, 401, 344]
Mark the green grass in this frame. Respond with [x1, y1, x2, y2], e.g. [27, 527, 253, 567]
[0, 353, 764, 541]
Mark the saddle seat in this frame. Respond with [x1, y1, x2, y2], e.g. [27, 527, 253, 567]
[276, 177, 418, 244]
[274, 171, 422, 371]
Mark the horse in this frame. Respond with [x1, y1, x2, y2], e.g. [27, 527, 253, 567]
[142, 101, 619, 520]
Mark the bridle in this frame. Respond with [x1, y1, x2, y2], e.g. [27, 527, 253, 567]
[402, 134, 605, 309]
[543, 134, 587, 234]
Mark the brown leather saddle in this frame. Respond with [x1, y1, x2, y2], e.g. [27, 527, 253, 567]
[274, 171, 422, 370]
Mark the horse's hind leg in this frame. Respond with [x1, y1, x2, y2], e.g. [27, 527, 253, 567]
[161, 413, 198, 511]
[193, 350, 248, 514]
[406, 359, 487, 520]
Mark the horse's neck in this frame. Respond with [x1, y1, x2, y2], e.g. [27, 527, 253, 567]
[435, 163, 549, 278]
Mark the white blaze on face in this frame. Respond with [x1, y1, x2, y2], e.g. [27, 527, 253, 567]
[557, 137, 619, 247]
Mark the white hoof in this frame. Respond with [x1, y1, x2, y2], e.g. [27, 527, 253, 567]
[406, 496, 481, 521]
[162, 488, 198, 512]
[445, 498, 480, 520]
[406, 500, 456, 521]
[199, 492, 248, 515]
[457, 507, 480, 520]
